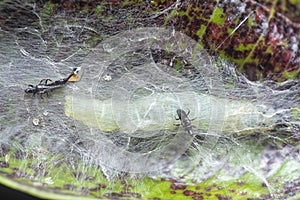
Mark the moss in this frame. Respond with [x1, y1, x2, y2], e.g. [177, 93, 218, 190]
[266, 45, 273, 54]
[196, 25, 207, 40]
[82, 4, 90, 14]
[41, 1, 56, 21]
[121, 0, 144, 7]
[94, 3, 106, 17]
[289, 0, 300, 5]
[210, 7, 225, 25]
[235, 43, 255, 51]
[247, 16, 257, 26]
[0, 0, 10, 8]
[150, 0, 158, 6]
[1, 134, 300, 199]
[281, 70, 299, 80]
[290, 107, 300, 121]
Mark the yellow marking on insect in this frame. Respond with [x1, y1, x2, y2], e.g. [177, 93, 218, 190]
[68, 74, 78, 82]
[68, 67, 83, 82]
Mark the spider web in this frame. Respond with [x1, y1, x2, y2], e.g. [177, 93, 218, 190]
[0, 1, 299, 198]
[0, 26, 299, 175]
[65, 27, 225, 173]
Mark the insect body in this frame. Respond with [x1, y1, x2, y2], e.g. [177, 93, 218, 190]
[25, 68, 77, 98]
[175, 109, 194, 135]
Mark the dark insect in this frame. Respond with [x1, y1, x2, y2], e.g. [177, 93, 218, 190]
[25, 68, 78, 98]
[175, 109, 195, 135]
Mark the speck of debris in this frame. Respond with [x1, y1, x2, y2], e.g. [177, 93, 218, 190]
[85, 176, 95, 181]
[228, 189, 236, 193]
[193, 196, 204, 200]
[44, 177, 53, 184]
[98, 183, 107, 189]
[260, 194, 272, 199]
[43, 111, 49, 116]
[121, 192, 142, 198]
[183, 68, 192, 74]
[90, 183, 107, 192]
[90, 187, 101, 192]
[215, 194, 232, 200]
[104, 74, 112, 81]
[8, 170, 29, 178]
[262, 182, 268, 187]
[236, 180, 246, 186]
[206, 193, 212, 196]
[170, 182, 187, 190]
[28, 163, 45, 172]
[80, 187, 90, 196]
[73, 171, 84, 179]
[205, 186, 212, 191]
[103, 192, 123, 198]
[0, 143, 10, 157]
[182, 189, 205, 199]
[5, 154, 10, 163]
[63, 184, 76, 190]
[283, 179, 300, 197]
[13, 149, 26, 159]
[183, 190, 195, 196]
[32, 118, 40, 126]
[0, 161, 9, 168]
[168, 178, 177, 183]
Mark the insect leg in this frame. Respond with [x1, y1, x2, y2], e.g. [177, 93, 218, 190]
[39, 79, 47, 85]
[45, 79, 53, 85]
[186, 108, 190, 116]
[173, 123, 181, 127]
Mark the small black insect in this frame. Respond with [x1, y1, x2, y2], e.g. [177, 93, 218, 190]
[25, 68, 77, 98]
[175, 109, 195, 135]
